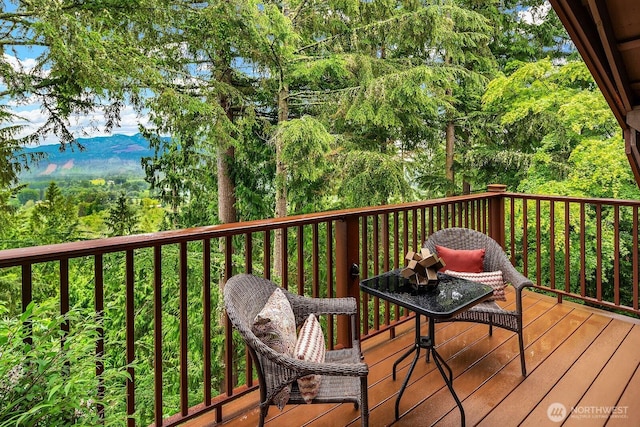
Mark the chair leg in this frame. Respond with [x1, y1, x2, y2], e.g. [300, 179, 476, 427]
[360, 376, 369, 427]
[518, 329, 527, 377]
[488, 314, 493, 336]
[259, 404, 269, 427]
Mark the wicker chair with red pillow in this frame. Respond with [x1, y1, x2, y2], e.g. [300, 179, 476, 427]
[423, 227, 534, 376]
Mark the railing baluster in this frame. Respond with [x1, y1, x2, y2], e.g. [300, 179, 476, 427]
[373, 215, 380, 331]
[125, 249, 135, 427]
[564, 201, 571, 294]
[326, 222, 334, 349]
[382, 213, 391, 330]
[412, 208, 418, 250]
[203, 239, 213, 401]
[522, 198, 528, 278]
[509, 197, 516, 265]
[614, 206, 621, 306]
[361, 216, 369, 337]
[224, 235, 233, 401]
[180, 242, 188, 416]
[281, 227, 288, 290]
[536, 199, 542, 287]
[580, 203, 586, 297]
[634, 206, 639, 311]
[95, 255, 105, 420]
[153, 246, 163, 426]
[312, 223, 319, 298]
[596, 204, 603, 301]
[60, 258, 69, 335]
[298, 225, 304, 295]
[245, 233, 252, 274]
[550, 201, 556, 291]
[264, 230, 271, 280]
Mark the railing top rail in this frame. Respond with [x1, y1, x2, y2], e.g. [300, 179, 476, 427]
[0, 192, 497, 267]
[504, 192, 640, 207]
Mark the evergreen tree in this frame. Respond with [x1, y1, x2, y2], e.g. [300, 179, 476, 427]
[29, 182, 79, 244]
[105, 192, 138, 236]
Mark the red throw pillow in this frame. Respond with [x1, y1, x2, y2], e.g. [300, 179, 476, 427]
[435, 245, 485, 273]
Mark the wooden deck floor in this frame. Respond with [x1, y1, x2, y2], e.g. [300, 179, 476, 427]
[188, 288, 640, 427]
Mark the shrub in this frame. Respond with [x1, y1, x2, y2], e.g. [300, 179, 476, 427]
[0, 301, 129, 426]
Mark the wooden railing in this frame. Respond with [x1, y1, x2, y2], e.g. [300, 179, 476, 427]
[1, 186, 638, 426]
[504, 192, 640, 316]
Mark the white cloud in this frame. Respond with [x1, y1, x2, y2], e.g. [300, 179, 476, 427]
[11, 103, 149, 146]
[518, 3, 552, 26]
[3, 54, 38, 72]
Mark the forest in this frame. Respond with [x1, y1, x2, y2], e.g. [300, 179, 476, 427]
[1, 0, 640, 425]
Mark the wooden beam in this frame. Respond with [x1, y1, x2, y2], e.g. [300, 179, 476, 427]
[587, 0, 633, 112]
[625, 128, 640, 187]
[618, 37, 640, 52]
[549, 0, 626, 127]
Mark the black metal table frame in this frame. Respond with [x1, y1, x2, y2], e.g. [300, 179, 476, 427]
[392, 312, 463, 423]
[360, 271, 493, 426]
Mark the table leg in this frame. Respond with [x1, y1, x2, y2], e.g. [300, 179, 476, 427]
[393, 316, 466, 426]
[392, 315, 422, 380]
[428, 318, 465, 426]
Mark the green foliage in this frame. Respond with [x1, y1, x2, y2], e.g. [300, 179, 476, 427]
[105, 192, 139, 236]
[467, 59, 619, 189]
[336, 150, 410, 207]
[29, 182, 80, 245]
[0, 301, 129, 426]
[276, 116, 334, 213]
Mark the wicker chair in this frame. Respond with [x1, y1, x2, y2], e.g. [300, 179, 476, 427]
[423, 227, 534, 376]
[223, 273, 369, 427]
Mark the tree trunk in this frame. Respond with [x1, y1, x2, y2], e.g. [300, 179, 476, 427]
[274, 84, 289, 280]
[217, 63, 237, 226]
[217, 145, 236, 223]
[216, 51, 237, 395]
[445, 120, 455, 196]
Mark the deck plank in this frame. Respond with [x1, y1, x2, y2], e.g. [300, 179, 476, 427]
[519, 319, 634, 427]
[563, 324, 640, 427]
[476, 312, 610, 426]
[418, 299, 586, 426]
[189, 290, 640, 427]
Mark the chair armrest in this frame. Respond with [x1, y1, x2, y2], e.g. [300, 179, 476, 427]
[286, 293, 357, 322]
[498, 259, 534, 291]
[276, 352, 369, 378]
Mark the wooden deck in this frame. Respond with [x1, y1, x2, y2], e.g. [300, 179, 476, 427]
[188, 288, 640, 427]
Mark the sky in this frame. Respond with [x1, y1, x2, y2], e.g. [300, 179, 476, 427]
[2, 2, 551, 146]
[4, 51, 148, 146]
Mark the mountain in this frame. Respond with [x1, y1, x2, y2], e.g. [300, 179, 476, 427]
[19, 134, 158, 180]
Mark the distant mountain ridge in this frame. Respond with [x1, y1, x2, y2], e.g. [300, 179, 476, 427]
[20, 134, 158, 179]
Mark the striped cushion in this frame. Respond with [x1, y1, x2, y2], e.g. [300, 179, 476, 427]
[444, 270, 507, 302]
[294, 314, 326, 403]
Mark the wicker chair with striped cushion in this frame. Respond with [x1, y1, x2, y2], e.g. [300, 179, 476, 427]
[224, 273, 369, 427]
[423, 227, 534, 376]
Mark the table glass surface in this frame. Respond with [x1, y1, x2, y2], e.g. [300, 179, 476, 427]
[360, 269, 493, 319]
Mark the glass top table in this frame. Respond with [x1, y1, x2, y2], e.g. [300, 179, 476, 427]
[360, 269, 494, 425]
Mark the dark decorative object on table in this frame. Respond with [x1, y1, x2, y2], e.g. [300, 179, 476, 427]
[401, 248, 445, 289]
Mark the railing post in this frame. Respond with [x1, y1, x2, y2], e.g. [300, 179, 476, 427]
[335, 216, 360, 348]
[488, 184, 507, 248]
